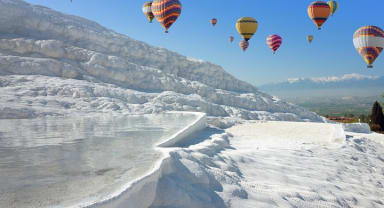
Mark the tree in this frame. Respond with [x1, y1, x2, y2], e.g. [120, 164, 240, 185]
[371, 101, 384, 130]
[359, 114, 370, 123]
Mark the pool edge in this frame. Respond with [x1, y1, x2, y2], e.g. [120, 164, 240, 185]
[87, 112, 207, 208]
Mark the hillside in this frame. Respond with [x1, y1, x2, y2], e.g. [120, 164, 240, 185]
[2, 2, 384, 208]
[0, 0, 322, 122]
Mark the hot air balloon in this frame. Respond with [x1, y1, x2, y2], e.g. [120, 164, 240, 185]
[239, 40, 249, 52]
[307, 35, 314, 43]
[267, 34, 282, 54]
[152, 0, 182, 33]
[236, 17, 258, 41]
[142, 2, 155, 23]
[211, 18, 217, 27]
[328, 1, 338, 16]
[353, 26, 384, 68]
[308, 1, 331, 30]
[229, 36, 234, 43]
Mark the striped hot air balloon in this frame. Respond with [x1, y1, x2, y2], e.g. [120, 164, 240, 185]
[308, 1, 331, 30]
[211, 18, 217, 26]
[236, 17, 258, 41]
[229, 36, 234, 43]
[328, 0, 338, 16]
[142, 2, 154, 23]
[239, 40, 249, 52]
[353, 26, 384, 68]
[267, 34, 282, 54]
[152, 0, 182, 33]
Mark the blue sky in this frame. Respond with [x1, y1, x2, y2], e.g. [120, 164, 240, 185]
[25, 0, 384, 85]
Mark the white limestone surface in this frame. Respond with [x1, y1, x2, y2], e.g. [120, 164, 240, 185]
[144, 121, 384, 208]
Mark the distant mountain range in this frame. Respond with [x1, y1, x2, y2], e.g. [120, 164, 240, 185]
[259, 73, 384, 115]
[259, 73, 384, 98]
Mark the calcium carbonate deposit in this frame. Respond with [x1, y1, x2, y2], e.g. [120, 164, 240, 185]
[0, 1, 383, 208]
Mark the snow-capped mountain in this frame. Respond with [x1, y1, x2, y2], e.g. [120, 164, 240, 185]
[0, 0, 322, 122]
[260, 73, 383, 90]
[259, 73, 384, 98]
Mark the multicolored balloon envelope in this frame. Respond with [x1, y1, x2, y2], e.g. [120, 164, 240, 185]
[308, 1, 331, 30]
[239, 40, 249, 52]
[236, 17, 258, 41]
[152, 0, 182, 33]
[353, 26, 384, 68]
[142, 1, 154, 23]
[327, 0, 338, 16]
[211, 18, 217, 26]
[267, 34, 282, 54]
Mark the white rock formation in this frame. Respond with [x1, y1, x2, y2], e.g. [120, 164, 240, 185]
[0, 0, 322, 122]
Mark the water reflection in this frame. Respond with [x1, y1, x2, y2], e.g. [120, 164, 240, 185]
[0, 113, 197, 208]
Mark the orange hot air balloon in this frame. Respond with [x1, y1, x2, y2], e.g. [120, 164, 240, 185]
[308, 1, 331, 30]
[211, 18, 217, 26]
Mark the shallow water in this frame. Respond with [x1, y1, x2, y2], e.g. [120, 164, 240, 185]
[0, 113, 197, 208]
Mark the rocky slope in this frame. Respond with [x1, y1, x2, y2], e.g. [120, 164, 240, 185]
[0, 0, 322, 122]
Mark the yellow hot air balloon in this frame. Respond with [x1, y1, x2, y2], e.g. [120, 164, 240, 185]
[142, 2, 155, 23]
[307, 35, 314, 43]
[236, 17, 258, 41]
[328, 1, 338, 16]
